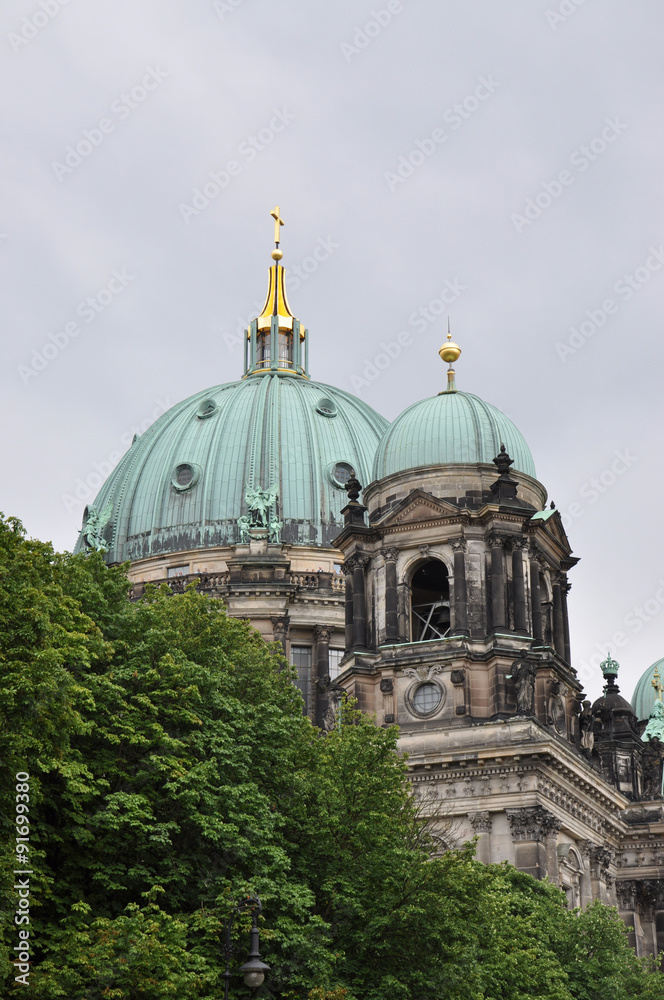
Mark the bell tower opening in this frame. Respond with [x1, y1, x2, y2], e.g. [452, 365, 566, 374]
[411, 560, 450, 641]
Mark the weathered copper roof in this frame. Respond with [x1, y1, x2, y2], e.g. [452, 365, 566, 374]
[75, 372, 388, 561]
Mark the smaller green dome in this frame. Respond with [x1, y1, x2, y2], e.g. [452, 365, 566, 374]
[631, 657, 664, 721]
[372, 390, 536, 481]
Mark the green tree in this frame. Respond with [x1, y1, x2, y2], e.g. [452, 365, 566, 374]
[2, 514, 664, 999]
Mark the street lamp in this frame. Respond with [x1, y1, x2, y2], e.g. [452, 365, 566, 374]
[223, 895, 270, 997]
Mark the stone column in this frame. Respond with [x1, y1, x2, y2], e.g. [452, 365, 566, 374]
[349, 554, 369, 651]
[511, 538, 527, 634]
[507, 806, 561, 881]
[344, 562, 353, 652]
[561, 576, 571, 663]
[488, 535, 506, 632]
[451, 538, 469, 637]
[469, 811, 493, 864]
[581, 842, 613, 904]
[552, 576, 565, 658]
[616, 880, 639, 953]
[271, 614, 290, 655]
[529, 552, 543, 644]
[384, 547, 399, 643]
[313, 624, 331, 729]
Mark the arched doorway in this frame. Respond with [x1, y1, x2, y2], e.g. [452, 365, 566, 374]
[411, 560, 450, 641]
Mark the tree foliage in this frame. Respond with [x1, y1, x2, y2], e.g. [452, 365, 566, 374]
[1, 513, 663, 998]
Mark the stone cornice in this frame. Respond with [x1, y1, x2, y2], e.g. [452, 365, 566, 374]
[409, 760, 620, 839]
[400, 718, 629, 825]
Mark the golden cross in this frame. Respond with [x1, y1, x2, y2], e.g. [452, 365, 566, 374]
[270, 205, 284, 246]
[652, 666, 663, 701]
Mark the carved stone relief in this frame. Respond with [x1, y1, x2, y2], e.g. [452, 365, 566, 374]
[507, 806, 561, 842]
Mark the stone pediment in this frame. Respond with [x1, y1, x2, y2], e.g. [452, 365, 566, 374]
[377, 489, 459, 527]
[531, 509, 572, 550]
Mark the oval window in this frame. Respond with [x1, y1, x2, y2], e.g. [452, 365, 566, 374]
[316, 397, 337, 417]
[197, 398, 217, 419]
[328, 461, 355, 489]
[171, 463, 200, 493]
[412, 682, 442, 715]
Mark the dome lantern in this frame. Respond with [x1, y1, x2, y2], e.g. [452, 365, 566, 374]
[244, 206, 309, 379]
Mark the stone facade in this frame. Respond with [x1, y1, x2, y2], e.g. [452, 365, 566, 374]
[127, 536, 345, 720]
[332, 455, 664, 960]
[123, 445, 664, 960]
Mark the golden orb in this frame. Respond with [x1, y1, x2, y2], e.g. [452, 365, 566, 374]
[271, 248, 283, 261]
[439, 339, 461, 364]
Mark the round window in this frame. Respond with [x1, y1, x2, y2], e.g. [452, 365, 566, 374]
[197, 398, 217, 419]
[329, 462, 355, 489]
[316, 397, 337, 417]
[412, 682, 442, 716]
[171, 463, 200, 493]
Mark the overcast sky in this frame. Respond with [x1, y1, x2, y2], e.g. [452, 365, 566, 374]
[3, 0, 663, 703]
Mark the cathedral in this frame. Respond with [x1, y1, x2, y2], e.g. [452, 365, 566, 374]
[76, 209, 664, 959]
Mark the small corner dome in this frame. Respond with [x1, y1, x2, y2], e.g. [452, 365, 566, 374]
[74, 374, 388, 563]
[631, 657, 664, 722]
[372, 390, 536, 481]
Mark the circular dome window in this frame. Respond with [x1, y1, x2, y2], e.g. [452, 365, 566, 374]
[412, 682, 443, 717]
[197, 398, 217, 419]
[171, 463, 200, 493]
[316, 397, 337, 417]
[328, 461, 355, 489]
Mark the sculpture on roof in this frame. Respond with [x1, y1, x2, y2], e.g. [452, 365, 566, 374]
[268, 516, 283, 543]
[244, 485, 278, 527]
[81, 501, 113, 553]
[237, 514, 252, 543]
[508, 655, 536, 715]
[643, 700, 664, 744]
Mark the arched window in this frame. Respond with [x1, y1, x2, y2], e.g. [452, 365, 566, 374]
[411, 560, 450, 641]
[278, 331, 293, 365]
[557, 844, 582, 909]
[256, 331, 271, 367]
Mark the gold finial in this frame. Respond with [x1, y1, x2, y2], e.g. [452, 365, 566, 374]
[653, 666, 663, 702]
[439, 318, 461, 392]
[270, 205, 284, 260]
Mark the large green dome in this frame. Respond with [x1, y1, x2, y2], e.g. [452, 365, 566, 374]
[373, 390, 536, 481]
[631, 657, 664, 722]
[76, 373, 388, 562]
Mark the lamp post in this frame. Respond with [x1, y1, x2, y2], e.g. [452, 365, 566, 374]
[222, 895, 270, 998]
